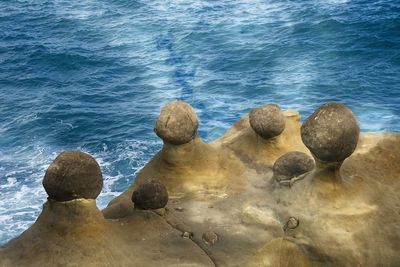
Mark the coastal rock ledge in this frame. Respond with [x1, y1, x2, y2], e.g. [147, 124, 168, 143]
[1, 101, 399, 267]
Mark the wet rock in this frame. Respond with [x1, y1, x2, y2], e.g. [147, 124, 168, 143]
[202, 231, 218, 246]
[132, 180, 169, 210]
[301, 103, 360, 162]
[154, 100, 199, 145]
[249, 104, 285, 139]
[43, 151, 103, 201]
[273, 151, 314, 182]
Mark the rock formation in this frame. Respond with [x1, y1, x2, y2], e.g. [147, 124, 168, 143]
[249, 104, 285, 139]
[223, 107, 309, 169]
[273, 151, 315, 185]
[300, 102, 360, 181]
[0, 151, 213, 267]
[301, 102, 360, 163]
[43, 151, 103, 201]
[154, 100, 199, 145]
[1, 101, 399, 267]
[132, 180, 169, 210]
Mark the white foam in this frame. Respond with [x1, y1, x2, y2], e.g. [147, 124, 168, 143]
[0, 178, 18, 189]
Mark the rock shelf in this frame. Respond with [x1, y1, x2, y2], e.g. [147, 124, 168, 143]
[1, 101, 399, 267]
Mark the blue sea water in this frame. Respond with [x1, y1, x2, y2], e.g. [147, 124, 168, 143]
[0, 0, 399, 244]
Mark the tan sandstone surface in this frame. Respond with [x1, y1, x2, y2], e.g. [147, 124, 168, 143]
[0, 102, 399, 267]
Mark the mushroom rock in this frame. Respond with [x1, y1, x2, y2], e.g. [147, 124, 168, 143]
[301, 102, 360, 163]
[0, 151, 111, 265]
[2, 103, 400, 267]
[101, 100, 246, 205]
[43, 151, 103, 201]
[103, 140, 246, 218]
[221, 108, 309, 170]
[154, 100, 199, 145]
[273, 151, 315, 184]
[299, 102, 361, 190]
[132, 180, 169, 210]
[0, 151, 215, 267]
[249, 104, 285, 139]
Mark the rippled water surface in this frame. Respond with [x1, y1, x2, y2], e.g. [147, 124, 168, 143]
[0, 0, 399, 244]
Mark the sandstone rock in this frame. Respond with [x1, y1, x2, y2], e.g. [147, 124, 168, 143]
[132, 180, 169, 210]
[42, 151, 103, 201]
[3, 103, 400, 267]
[273, 151, 314, 181]
[249, 104, 285, 139]
[182, 231, 193, 239]
[246, 238, 312, 267]
[154, 100, 198, 145]
[240, 206, 279, 227]
[284, 217, 299, 231]
[202, 231, 218, 246]
[301, 102, 360, 162]
[154, 208, 166, 216]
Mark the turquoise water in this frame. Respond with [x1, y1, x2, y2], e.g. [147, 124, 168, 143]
[0, 0, 399, 244]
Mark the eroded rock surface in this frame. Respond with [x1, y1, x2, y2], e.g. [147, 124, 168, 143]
[1, 102, 399, 267]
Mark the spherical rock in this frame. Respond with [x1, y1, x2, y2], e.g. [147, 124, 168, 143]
[132, 180, 169, 210]
[273, 151, 315, 181]
[249, 104, 285, 139]
[301, 103, 360, 162]
[154, 100, 198, 145]
[43, 151, 103, 201]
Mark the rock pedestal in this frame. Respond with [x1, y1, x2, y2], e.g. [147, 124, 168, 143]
[301, 102, 360, 178]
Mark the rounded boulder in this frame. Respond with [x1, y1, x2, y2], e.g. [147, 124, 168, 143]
[273, 151, 315, 181]
[154, 100, 198, 145]
[301, 103, 360, 162]
[249, 104, 285, 139]
[43, 151, 103, 201]
[132, 180, 169, 210]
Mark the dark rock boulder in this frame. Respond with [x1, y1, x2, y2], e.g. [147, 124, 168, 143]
[154, 100, 198, 145]
[132, 180, 169, 210]
[273, 151, 314, 181]
[43, 151, 103, 201]
[249, 104, 285, 139]
[301, 103, 360, 162]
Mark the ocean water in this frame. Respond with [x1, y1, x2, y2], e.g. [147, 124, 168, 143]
[0, 0, 399, 244]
